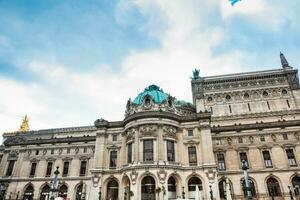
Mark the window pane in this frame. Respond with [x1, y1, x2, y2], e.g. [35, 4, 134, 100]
[30, 163, 37, 177]
[128, 143, 132, 163]
[110, 151, 117, 168]
[80, 161, 87, 176]
[263, 151, 273, 168]
[188, 147, 197, 165]
[217, 153, 226, 170]
[286, 149, 297, 166]
[63, 162, 69, 176]
[240, 152, 248, 167]
[6, 160, 15, 176]
[167, 140, 175, 162]
[143, 140, 153, 161]
[46, 162, 53, 176]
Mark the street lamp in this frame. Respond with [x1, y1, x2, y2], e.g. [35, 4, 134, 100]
[288, 186, 294, 200]
[182, 186, 185, 199]
[50, 166, 60, 200]
[241, 160, 252, 200]
[209, 185, 213, 200]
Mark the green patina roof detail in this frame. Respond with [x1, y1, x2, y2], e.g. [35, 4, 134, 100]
[133, 85, 169, 105]
[175, 100, 193, 107]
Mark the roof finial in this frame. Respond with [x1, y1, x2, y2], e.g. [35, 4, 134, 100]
[19, 114, 30, 132]
[280, 52, 290, 68]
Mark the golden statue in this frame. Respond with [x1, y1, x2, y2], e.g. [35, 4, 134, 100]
[19, 115, 30, 132]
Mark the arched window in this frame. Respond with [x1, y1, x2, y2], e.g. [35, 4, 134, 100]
[40, 184, 50, 200]
[292, 176, 300, 196]
[219, 179, 233, 200]
[23, 185, 34, 200]
[141, 176, 155, 200]
[188, 177, 202, 199]
[106, 180, 118, 200]
[267, 177, 282, 197]
[75, 183, 86, 200]
[241, 178, 256, 197]
[59, 184, 68, 198]
[168, 177, 176, 199]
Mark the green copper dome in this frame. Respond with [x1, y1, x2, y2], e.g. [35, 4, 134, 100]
[133, 85, 168, 105]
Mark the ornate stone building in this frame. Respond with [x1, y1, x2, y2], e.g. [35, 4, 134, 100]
[0, 53, 300, 200]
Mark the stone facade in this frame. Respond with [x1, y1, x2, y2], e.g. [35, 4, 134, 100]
[0, 54, 300, 200]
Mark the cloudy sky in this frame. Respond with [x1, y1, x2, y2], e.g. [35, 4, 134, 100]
[0, 0, 299, 142]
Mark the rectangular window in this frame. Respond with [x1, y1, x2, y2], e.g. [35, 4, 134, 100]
[143, 140, 153, 161]
[6, 160, 15, 176]
[188, 146, 197, 165]
[217, 153, 226, 170]
[262, 151, 273, 168]
[188, 129, 193, 137]
[63, 161, 69, 176]
[248, 103, 251, 111]
[127, 143, 132, 163]
[35, 150, 39, 155]
[51, 149, 54, 154]
[286, 149, 297, 166]
[239, 152, 249, 167]
[110, 151, 117, 168]
[83, 147, 87, 153]
[0, 155, 3, 164]
[29, 162, 37, 177]
[112, 134, 117, 141]
[80, 161, 87, 176]
[167, 140, 175, 162]
[67, 148, 70, 154]
[282, 133, 288, 140]
[229, 105, 232, 113]
[46, 162, 53, 177]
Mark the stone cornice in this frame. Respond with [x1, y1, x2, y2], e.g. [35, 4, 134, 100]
[192, 68, 298, 85]
[212, 119, 300, 133]
[4, 136, 96, 146]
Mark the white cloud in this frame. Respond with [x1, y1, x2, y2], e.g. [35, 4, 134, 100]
[2, 0, 297, 143]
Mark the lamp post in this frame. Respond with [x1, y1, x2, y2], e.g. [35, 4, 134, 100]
[288, 186, 294, 200]
[98, 187, 102, 200]
[209, 185, 213, 200]
[182, 187, 185, 199]
[241, 160, 252, 200]
[50, 166, 60, 200]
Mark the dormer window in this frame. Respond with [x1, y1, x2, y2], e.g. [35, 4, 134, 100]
[144, 96, 152, 108]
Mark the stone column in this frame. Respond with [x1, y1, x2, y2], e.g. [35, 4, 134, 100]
[134, 128, 139, 162]
[271, 145, 288, 169]
[248, 147, 263, 170]
[13, 150, 25, 177]
[36, 160, 47, 177]
[157, 125, 164, 161]
[94, 129, 107, 168]
[199, 120, 215, 165]
[226, 149, 239, 170]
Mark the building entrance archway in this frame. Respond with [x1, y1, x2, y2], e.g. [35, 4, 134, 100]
[168, 176, 177, 199]
[188, 177, 202, 199]
[141, 176, 156, 200]
[106, 179, 119, 200]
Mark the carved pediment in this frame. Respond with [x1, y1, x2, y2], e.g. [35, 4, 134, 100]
[107, 144, 121, 150]
[126, 128, 136, 142]
[139, 125, 157, 137]
[163, 125, 177, 139]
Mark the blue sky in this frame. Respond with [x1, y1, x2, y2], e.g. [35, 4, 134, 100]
[0, 0, 300, 140]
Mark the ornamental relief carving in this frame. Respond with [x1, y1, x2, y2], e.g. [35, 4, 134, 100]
[205, 87, 290, 104]
[126, 128, 136, 142]
[203, 77, 287, 93]
[162, 125, 177, 139]
[139, 125, 157, 137]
